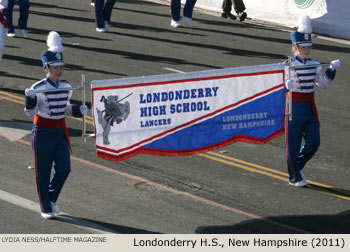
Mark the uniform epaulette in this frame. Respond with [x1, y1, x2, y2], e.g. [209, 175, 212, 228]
[32, 79, 46, 90]
[284, 57, 296, 64]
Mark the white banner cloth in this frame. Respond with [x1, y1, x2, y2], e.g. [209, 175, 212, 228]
[91, 64, 285, 162]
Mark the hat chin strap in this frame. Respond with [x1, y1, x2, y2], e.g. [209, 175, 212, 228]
[294, 45, 300, 56]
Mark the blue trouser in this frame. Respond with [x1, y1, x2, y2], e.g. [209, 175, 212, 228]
[285, 100, 320, 183]
[32, 125, 71, 213]
[5, 0, 30, 33]
[95, 0, 116, 28]
[170, 0, 197, 21]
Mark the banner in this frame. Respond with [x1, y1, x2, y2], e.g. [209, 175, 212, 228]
[91, 64, 285, 162]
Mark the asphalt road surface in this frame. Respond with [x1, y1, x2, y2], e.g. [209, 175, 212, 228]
[0, 0, 350, 234]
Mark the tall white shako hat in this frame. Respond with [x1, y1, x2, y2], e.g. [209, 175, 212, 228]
[291, 14, 312, 47]
[40, 31, 64, 68]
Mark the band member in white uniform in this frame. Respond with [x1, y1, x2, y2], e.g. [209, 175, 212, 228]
[24, 31, 88, 218]
[284, 15, 340, 187]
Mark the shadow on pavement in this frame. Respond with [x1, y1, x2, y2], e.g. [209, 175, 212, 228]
[307, 183, 350, 199]
[196, 211, 350, 234]
[54, 214, 160, 234]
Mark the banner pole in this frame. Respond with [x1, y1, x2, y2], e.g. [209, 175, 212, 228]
[288, 56, 293, 121]
[81, 74, 87, 143]
[35, 86, 82, 93]
[291, 63, 331, 69]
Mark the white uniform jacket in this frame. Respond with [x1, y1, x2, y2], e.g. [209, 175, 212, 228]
[284, 56, 336, 92]
[24, 77, 81, 118]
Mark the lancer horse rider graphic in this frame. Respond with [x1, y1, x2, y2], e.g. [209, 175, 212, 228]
[96, 93, 132, 145]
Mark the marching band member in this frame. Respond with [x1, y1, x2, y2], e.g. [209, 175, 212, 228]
[170, 0, 197, 28]
[5, 0, 30, 38]
[284, 15, 340, 187]
[94, 0, 116, 32]
[24, 31, 88, 219]
[0, 0, 7, 87]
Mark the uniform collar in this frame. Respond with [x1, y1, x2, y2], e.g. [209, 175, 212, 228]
[295, 56, 310, 64]
[46, 77, 60, 88]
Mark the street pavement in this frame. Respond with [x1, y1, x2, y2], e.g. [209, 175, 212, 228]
[0, 0, 350, 234]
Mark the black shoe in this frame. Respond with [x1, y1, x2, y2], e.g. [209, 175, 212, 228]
[237, 12, 247, 22]
[227, 12, 236, 20]
[221, 12, 228, 19]
[221, 12, 236, 20]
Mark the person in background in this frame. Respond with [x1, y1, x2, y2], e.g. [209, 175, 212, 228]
[24, 31, 88, 218]
[94, 0, 116, 32]
[170, 0, 197, 28]
[5, 0, 30, 38]
[91, 0, 95, 7]
[221, 0, 247, 22]
[0, 0, 7, 87]
[284, 15, 340, 187]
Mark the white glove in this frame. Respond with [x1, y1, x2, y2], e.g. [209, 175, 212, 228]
[330, 59, 341, 70]
[80, 105, 88, 115]
[25, 88, 36, 98]
[286, 80, 294, 90]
